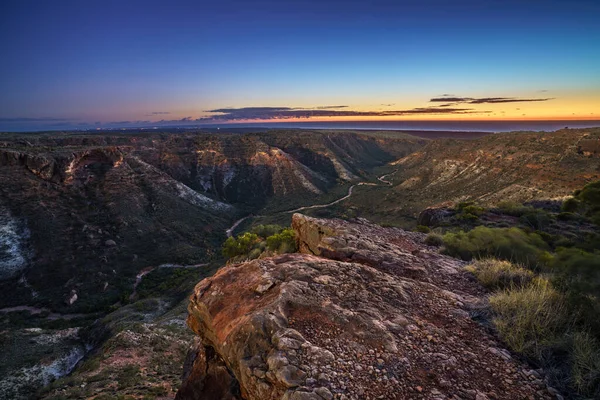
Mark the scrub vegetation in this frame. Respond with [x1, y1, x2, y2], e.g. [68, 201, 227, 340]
[222, 224, 298, 262]
[447, 181, 600, 397]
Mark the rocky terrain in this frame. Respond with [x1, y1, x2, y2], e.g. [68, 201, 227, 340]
[0, 129, 423, 398]
[178, 214, 561, 400]
[2, 127, 598, 399]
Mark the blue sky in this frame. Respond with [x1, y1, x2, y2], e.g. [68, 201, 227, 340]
[1, 0, 599, 131]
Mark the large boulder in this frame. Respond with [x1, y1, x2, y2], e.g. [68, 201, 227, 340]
[417, 205, 455, 227]
[178, 214, 558, 400]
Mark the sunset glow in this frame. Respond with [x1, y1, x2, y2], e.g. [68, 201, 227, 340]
[1, 0, 599, 131]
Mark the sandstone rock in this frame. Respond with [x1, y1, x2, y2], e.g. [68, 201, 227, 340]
[417, 205, 455, 227]
[177, 214, 560, 400]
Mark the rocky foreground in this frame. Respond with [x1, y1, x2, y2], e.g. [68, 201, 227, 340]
[177, 214, 561, 400]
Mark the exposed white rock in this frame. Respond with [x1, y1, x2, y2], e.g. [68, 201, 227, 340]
[0, 206, 29, 280]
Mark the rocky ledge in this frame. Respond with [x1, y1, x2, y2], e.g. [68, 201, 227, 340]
[177, 214, 559, 400]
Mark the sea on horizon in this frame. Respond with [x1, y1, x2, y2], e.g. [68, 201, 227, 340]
[209, 120, 600, 133]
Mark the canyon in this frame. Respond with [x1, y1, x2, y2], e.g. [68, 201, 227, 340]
[0, 127, 599, 399]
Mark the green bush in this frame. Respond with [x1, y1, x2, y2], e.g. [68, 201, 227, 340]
[222, 232, 260, 259]
[455, 203, 485, 222]
[222, 226, 297, 260]
[562, 198, 580, 213]
[248, 248, 262, 260]
[458, 212, 479, 222]
[266, 228, 297, 253]
[574, 180, 600, 225]
[519, 209, 552, 230]
[465, 259, 534, 290]
[496, 201, 532, 217]
[251, 224, 284, 238]
[551, 247, 600, 301]
[415, 225, 431, 233]
[576, 181, 600, 206]
[456, 201, 475, 211]
[424, 233, 444, 247]
[442, 226, 550, 268]
[462, 204, 485, 216]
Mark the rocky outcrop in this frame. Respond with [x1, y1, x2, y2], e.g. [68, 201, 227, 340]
[417, 206, 456, 227]
[178, 214, 560, 400]
[0, 147, 124, 183]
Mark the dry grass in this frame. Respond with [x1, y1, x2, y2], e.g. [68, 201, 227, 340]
[572, 331, 600, 396]
[466, 258, 534, 290]
[480, 258, 600, 397]
[489, 278, 571, 357]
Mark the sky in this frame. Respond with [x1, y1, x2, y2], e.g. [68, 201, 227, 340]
[0, 0, 599, 131]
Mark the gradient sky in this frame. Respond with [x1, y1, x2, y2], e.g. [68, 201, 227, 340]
[1, 0, 599, 131]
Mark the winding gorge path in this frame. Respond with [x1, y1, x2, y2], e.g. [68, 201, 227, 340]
[225, 169, 398, 237]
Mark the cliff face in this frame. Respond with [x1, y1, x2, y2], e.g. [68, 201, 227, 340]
[179, 214, 558, 400]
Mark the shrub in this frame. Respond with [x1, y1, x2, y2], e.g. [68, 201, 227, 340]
[519, 209, 552, 230]
[456, 201, 475, 210]
[557, 212, 577, 221]
[489, 278, 571, 357]
[571, 331, 600, 397]
[455, 203, 485, 222]
[561, 198, 580, 213]
[266, 228, 297, 254]
[248, 248, 262, 260]
[415, 225, 431, 233]
[442, 226, 550, 268]
[462, 204, 485, 216]
[551, 247, 600, 301]
[574, 180, 600, 225]
[222, 232, 260, 259]
[424, 233, 444, 247]
[576, 180, 600, 206]
[458, 213, 479, 222]
[251, 224, 284, 238]
[465, 259, 534, 290]
[554, 236, 575, 248]
[496, 201, 532, 217]
[222, 227, 297, 260]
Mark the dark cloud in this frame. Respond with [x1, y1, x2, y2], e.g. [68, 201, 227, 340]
[148, 111, 171, 115]
[469, 97, 554, 104]
[436, 103, 459, 107]
[430, 96, 554, 104]
[201, 106, 489, 121]
[313, 105, 348, 110]
[429, 97, 471, 103]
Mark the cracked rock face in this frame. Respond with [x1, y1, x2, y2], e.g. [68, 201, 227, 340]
[178, 214, 559, 400]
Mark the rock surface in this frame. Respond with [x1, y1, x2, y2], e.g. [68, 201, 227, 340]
[178, 214, 560, 399]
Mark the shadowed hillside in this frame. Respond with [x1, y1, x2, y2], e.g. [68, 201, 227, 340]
[338, 128, 600, 227]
